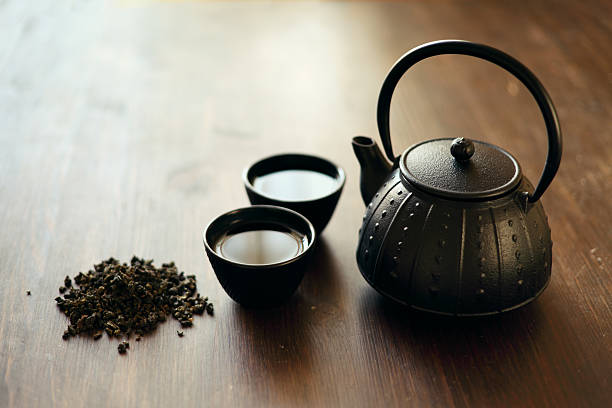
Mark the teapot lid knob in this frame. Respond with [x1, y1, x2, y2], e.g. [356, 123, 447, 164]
[450, 137, 475, 162]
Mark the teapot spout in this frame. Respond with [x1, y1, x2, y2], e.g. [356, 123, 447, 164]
[352, 136, 393, 205]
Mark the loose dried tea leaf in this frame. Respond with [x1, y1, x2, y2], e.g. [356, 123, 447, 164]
[55, 256, 213, 353]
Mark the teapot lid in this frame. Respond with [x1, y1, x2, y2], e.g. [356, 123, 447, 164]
[400, 137, 521, 200]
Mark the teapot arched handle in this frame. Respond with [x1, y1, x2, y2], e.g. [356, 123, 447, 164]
[377, 40, 562, 203]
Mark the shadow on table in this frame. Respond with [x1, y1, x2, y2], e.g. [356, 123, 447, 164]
[230, 294, 313, 382]
[357, 288, 548, 401]
[229, 237, 342, 402]
[360, 287, 547, 331]
[298, 237, 344, 307]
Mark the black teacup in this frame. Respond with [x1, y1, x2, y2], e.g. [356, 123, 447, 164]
[242, 153, 345, 234]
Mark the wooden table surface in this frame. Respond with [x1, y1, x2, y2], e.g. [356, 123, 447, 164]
[1, 0, 610, 407]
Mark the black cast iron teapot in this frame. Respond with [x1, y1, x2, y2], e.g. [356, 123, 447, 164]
[352, 40, 562, 316]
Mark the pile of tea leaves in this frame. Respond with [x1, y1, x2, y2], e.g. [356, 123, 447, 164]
[55, 256, 213, 354]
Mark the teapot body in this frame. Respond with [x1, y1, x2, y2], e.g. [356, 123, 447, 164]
[354, 40, 562, 314]
[357, 169, 552, 316]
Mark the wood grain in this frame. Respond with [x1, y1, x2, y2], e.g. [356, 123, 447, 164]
[0, 0, 610, 407]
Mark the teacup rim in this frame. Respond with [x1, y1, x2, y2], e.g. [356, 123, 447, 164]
[203, 205, 317, 269]
[242, 153, 346, 204]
